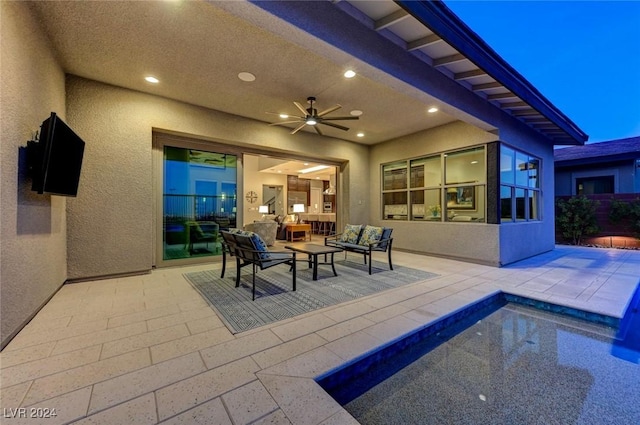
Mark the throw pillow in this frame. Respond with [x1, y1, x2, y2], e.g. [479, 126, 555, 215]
[249, 232, 270, 259]
[340, 224, 362, 244]
[358, 225, 383, 246]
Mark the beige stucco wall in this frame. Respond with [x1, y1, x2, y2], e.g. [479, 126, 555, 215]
[1, 1, 68, 348]
[65, 76, 369, 280]
[368, 117, 557, 266]
[369, 121, 500, 264]
[497, 119, 557, 265]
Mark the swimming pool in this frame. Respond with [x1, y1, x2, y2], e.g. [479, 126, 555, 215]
[317, 291, 640, 425]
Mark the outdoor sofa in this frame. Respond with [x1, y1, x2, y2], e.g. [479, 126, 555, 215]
[325, 224, 393, 275]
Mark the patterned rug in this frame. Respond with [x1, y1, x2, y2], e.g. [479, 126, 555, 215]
[184, 259, 438, 334]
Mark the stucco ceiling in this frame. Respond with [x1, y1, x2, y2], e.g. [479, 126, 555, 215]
[27, 0, 466, 145]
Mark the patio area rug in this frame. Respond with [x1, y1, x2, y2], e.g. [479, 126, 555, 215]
[184, 259, 438, 334]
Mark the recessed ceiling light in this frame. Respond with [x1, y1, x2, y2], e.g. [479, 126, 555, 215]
[428, 107, 438, 113]
[279, 114, 289, 119]
[344, 70, 356, 78]
[145, 76, 159, 84]
[350, 110, 363, 116]
[303, 163, 309, 166]
[238, 72, 256, 82]
[356, 132, 365, 137]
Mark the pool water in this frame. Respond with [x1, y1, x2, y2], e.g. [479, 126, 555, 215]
[318, 293, 640, 425]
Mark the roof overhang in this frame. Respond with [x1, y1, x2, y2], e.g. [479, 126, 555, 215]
[251, 0, 588, 146]
[396, 1, 588, 145]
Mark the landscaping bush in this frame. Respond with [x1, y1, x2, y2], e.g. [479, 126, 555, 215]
[555, 196, 600, 245]
[609, 197, 640, 238]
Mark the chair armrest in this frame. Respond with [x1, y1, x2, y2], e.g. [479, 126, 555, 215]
[324, 233, 344, 245]
[368, 236, 393, 250]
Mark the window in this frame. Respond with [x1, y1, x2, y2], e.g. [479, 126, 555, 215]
[576, 176, 614, 195]
[500, 145, 541, 222]
[381, 146, 486, 222]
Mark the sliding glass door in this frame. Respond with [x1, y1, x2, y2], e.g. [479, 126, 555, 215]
[160, 145, 237, 264]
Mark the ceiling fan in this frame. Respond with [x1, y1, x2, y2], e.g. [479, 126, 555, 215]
[268, 96, 359, 135]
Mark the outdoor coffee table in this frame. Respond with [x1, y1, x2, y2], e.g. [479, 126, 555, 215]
[284, 243, 343, 281]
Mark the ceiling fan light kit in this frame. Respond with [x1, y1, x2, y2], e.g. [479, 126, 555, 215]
[268, 96, 359, 135]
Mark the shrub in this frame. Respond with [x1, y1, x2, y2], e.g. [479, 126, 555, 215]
[609, 197, 640, 237]
[555, 196, 600, 245]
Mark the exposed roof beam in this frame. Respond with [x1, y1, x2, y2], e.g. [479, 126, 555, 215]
[433, 53, 466, 67]
[522, 117, 552, 123]
[532, 124, 561, 130]
[406, 33, 441, 51]
[374, 9, 409, 30]
[487, 92, 517, 100]
[500, 101, 529, 109]
[472, 81, 502, 91]
[454, 69, 487, 81]
[512, 109, 543, 116]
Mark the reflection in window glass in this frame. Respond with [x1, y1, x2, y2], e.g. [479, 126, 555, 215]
[500, 146, 515, 185]
[500, 145, 541, 223]
[515, 152, 529, 187]
[515, 188, 525, 221]
[530, 190, 539, 220]
[163, 147, 236, 261]
[528, 157, 539, 188]
[445, 147, 485, 185]
[501, 185, 512, 220]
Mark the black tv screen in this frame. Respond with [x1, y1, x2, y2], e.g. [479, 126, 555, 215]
[30, 112, 85, 196]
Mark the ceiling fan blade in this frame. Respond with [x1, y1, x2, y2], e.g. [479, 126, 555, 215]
[320, 116, 359, 121]
[293, 102, 308, 116]
[290, 122, 307, 134]
[317, 104, 341, 117]
[320, 121, 350, 131]
[314, 126, 324, 136]
[269, 120, 304, 126]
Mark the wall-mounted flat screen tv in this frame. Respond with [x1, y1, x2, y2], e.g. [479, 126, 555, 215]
[29, 112, 85, 197]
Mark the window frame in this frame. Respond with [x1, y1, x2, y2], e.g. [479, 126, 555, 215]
[381, 145, 487, 223]
[499, 144, 542, 223]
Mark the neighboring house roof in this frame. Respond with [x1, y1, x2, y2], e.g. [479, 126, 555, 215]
[554, 136, 640, 166]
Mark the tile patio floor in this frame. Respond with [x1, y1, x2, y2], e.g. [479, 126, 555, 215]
[1, 245, 639, 424]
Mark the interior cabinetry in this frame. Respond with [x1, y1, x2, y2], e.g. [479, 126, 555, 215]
[287, 175, 311, 207]
[383, 168, 407, 191]
[322, 181, 335, 212]
[383, 167, 408, 219]
[410, 165, 424, 188]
